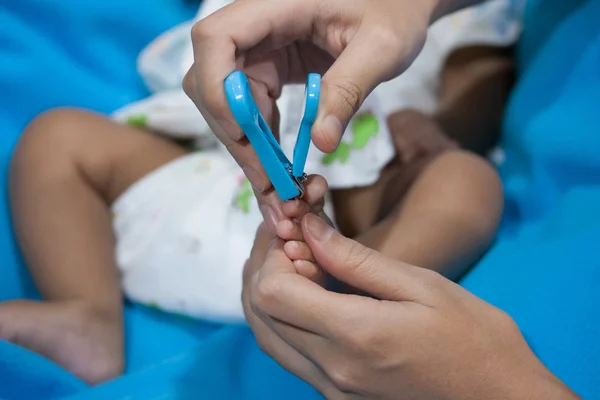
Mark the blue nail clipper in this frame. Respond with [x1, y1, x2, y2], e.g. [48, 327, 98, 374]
[224, 71, 320, 200]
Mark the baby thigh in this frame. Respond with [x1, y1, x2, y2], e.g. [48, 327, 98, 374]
[5, 108, 187, 383]
[365, 150, 503, 279]
[11, 108, 187, 302]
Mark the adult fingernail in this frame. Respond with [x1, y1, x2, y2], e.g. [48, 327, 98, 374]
[260, 205, 279, 233]
[305, 213, 334, 241]
[285, 198, 300, 208]
[319, 115, 342, 150]
[243, 166, 267, 193]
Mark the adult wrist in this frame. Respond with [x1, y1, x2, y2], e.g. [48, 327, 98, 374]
[517, 371, 580, 400]
[497, 361, 581, 400]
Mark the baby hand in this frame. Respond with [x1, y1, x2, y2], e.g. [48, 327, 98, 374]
[275, 175, 332, 285]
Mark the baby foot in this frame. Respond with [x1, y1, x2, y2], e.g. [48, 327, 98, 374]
[0, 300, 124, 384]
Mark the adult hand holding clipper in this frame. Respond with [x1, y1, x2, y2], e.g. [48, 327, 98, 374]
[183, 0, 473, 231]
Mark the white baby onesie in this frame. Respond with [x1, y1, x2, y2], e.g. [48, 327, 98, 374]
[111, 0, 523, 323]
[112, 93, 391, 323]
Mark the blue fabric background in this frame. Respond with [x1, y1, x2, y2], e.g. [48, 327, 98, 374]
[461, 0, 600, 396]
[0, 1, 316, 399]
[0, 0, 599, 398]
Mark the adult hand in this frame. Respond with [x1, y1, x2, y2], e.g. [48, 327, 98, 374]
[243, 214, 580, 400]
[183, 0, 444, 230]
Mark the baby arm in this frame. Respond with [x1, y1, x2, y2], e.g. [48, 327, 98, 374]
[277, 52, 509, 281]
[276, 157, 502, 284]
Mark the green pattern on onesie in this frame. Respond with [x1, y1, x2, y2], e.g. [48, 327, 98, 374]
[235, 179, 254, 214]
[321, 112, 379, 165]
[126, 114, 149, 129]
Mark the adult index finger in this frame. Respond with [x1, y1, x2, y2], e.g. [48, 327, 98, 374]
[189, 0, 316, 140]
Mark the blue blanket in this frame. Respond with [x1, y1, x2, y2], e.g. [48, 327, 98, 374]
[1, 0, 599, 398]
[0, 1, 314, 399]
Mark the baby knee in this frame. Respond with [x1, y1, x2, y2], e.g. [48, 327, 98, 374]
[426, 151, 503, 232]
[11, 108, 90, 182]
[20, 108, 90, 152]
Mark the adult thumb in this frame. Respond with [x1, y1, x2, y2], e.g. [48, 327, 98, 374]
[312, 27, 416, 153]
[301, 213, 426, 302]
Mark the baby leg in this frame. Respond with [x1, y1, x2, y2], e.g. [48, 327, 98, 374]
[0, 108, 186, 384]
[358, 150, 503, 280]
[356, 111, 503, 280]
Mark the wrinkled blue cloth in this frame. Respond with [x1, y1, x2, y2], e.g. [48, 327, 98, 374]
[461, 0, 600, 396]
[0, 0, 599, 398]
